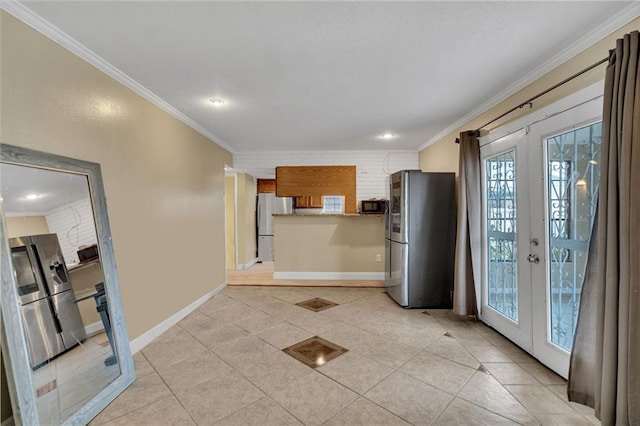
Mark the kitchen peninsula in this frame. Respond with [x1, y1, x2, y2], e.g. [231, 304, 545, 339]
[68, 259, 104, 328]
[272, 213, 385, 285]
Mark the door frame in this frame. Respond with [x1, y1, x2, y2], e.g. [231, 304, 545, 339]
[224, 167, 237, 272]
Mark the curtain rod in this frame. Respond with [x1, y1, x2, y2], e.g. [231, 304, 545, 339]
[455, 56, 609, 143]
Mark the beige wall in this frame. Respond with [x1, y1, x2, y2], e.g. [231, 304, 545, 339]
[235, 173, 256, 267]
[1, 13, 233, 420]
[274, 215, 385, 273]
[1, 11, 232, 339]
[418, 140, 460, 176]
[4, 216, 49, 238]
[419, 18, 640, 173]
[225, 176, 236, 270]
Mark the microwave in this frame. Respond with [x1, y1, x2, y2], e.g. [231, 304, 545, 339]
[77, 244, 99, 263]
[360, 199, 387, 214]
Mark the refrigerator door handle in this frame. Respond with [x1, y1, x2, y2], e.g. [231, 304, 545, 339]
[50, 261, 68, 285]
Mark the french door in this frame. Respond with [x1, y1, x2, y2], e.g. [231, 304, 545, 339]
[480, 87, 603, 377]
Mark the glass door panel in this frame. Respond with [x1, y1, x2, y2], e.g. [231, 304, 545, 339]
[481, 84, 603, 378]
[545, 122, 601, 351]
[528, 91, 604, 377]
[486, 151, 518, 321]
[480, 128, 532, 352]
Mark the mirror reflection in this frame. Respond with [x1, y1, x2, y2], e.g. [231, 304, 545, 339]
[1, 163, 120, 424]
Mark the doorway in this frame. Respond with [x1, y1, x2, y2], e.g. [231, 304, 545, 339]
[479, 83, 603, 377]
[224, 171, 236, 271]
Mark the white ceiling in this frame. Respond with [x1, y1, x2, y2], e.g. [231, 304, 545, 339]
[1, 163, 90, 215]
[8, 2, 639, 152]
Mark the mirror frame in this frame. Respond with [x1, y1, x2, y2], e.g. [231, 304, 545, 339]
[0, 144, 135, 425]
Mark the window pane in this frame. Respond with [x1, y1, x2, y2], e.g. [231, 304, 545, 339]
[486, 150, 518, 321]
[545, 122, 601, 351]
[323, 196, 344, 213]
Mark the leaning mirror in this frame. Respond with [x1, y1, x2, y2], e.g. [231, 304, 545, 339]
[0, 144, 134, 425]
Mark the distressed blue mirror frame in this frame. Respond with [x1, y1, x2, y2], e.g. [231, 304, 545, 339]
[0, 144, 135, 425]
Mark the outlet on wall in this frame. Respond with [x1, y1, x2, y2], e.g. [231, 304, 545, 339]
[375, 254, 382, 263]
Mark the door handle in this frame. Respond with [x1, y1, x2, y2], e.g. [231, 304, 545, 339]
[527, 254, 540, 264]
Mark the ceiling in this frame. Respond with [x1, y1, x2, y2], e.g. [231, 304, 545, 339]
[7, 2, 638, 152]
[1, 163, 90, 215]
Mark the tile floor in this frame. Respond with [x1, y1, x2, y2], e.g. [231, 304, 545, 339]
[33, 331, 119, 424]
[91, 286, 599, 425]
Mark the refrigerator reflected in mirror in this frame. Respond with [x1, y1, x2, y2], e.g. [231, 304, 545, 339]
[1, 162, 121, 424]
[9, 234, 86, 369]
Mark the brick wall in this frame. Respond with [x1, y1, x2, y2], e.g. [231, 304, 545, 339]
[45, 197, 98, 265]
[233, 150, 418, 201]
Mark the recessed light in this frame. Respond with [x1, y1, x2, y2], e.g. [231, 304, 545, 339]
[209, 98, 225, 106]
[589, 160, 598, 164]
[24, 193, 42, 200]
[380, 133, 395, 140]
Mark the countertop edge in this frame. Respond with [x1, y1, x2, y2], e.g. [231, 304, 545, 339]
[273, 213, 384, 217]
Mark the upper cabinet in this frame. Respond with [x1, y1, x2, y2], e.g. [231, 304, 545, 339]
[276, 166, 356, 214]
[295, 195, 324, 209]
[257, 179, 276, 193]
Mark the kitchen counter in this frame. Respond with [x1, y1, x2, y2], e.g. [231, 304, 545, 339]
[273, 214, 385, 281]
[273, 213, 384, 217]
[68, 259, 103, 326]
[74, 288, 99, 300]
[67, 258, 100, 272]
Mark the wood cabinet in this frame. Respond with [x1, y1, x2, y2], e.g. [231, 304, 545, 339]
[257, 179, 276, 193]
[275, 166, 356, 214]
[295, 195, 323, 209]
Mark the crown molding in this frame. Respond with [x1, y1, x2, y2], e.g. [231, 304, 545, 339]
[3, 211, 47, 218]
[3, 1, 636, 156]
[416, 3, 639, 152]
[1, 1, 236, 154]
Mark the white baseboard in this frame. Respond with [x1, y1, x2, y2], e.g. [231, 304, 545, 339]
[1, 416, 14, 426]
[237, 258, 258, 271]
[85, 321, 105, 337]
[129, 283, 226, 354]
[273, 271, 385, 280]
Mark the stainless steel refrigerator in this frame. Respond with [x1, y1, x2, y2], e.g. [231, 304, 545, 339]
[257, 193, 292, 262]
[385, 170, 456, 308]
[9, 233, 86, 368]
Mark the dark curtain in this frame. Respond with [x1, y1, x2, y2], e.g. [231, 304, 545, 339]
[568, 30, 639, 425]
[452, 130, 481, 316]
